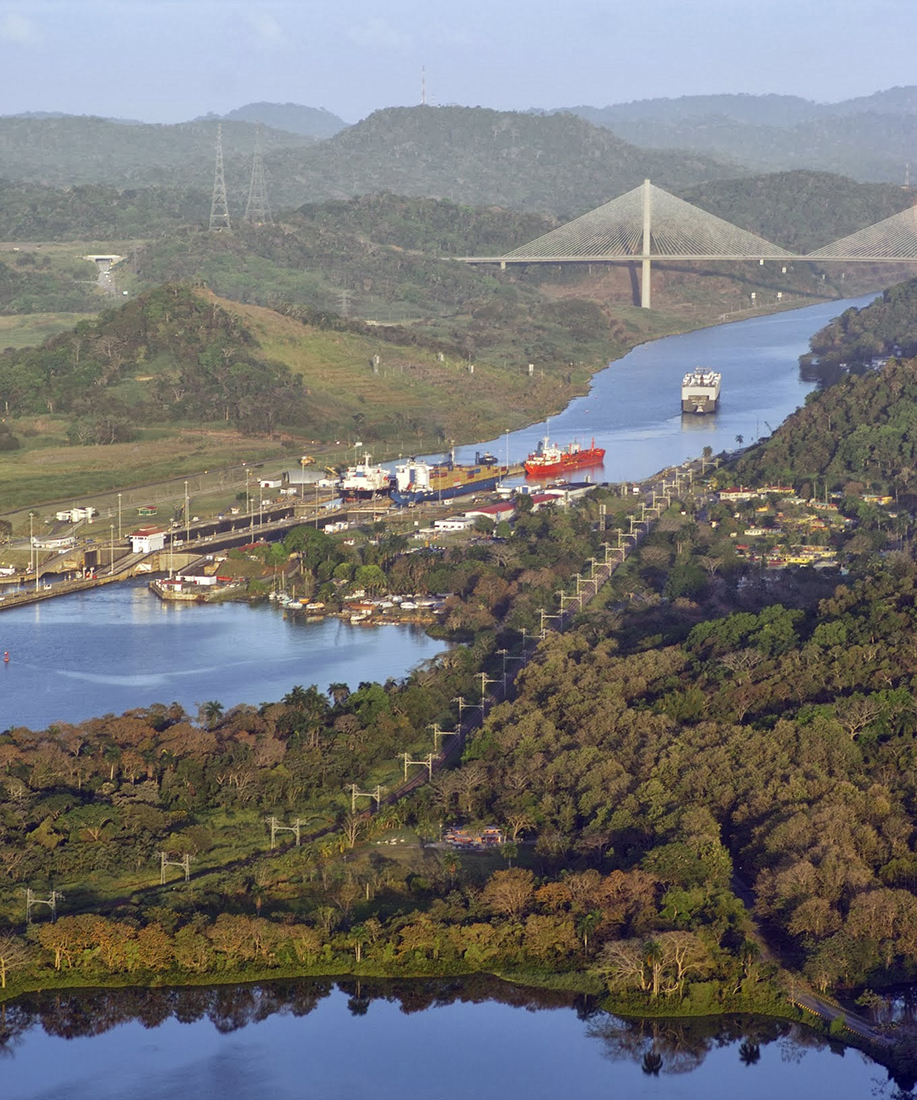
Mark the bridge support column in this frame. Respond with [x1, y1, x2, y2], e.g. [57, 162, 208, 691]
[641, 178, 652, 309]
[641, 257, 651, 310]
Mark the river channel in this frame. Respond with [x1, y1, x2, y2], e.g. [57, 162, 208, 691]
[0, 295, 874, 734]
[456, 294, 876, 478]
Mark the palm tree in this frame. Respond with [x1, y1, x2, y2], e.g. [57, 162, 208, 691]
[197, 700, 224, 729]
[738, 1041, 761, 1066]
[328, 682, 350, 707]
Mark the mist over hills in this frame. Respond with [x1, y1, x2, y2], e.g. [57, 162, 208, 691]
[0, 115, 312, 190]
[559, 87, 917, 183]
[0, 105, 734, 218]
[213, 102, 349, 138]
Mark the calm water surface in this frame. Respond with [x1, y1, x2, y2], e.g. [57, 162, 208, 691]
[0, 582, 445, 730]
[1, 982, 898, 1100]
[455, 295, 877, 479]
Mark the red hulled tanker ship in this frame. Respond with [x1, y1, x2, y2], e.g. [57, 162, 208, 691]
[523, 436, 605, 477]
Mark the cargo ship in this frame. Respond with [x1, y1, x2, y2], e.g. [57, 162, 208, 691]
[681, 367, 721, 414]
[523, 436, 605, 477]
[340, 454, 393, 499]
[391, 451, 509, 506]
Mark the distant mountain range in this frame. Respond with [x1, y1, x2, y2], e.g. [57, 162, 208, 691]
[196, 102, 349, 139]
[3, 88, 917, 226]
[553, 87, 917, 183]
[0, 106, 734, 217]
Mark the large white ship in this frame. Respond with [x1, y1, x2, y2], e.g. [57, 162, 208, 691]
[340, 454, 393, 499]
[681, 367, 721, 414]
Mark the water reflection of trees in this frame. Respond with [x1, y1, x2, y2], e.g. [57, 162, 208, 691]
[3, 976, 580, 1052]
[587, 1013, 803, 1076]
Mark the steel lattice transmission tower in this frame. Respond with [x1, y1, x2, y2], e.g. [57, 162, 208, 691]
[244, 124, 272, 225]
[209, 123, 231, 232]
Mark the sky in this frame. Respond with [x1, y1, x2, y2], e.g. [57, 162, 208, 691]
[1, 0, 916, 124]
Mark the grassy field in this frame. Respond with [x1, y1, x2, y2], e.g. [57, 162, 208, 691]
[0, 311, 94, 348]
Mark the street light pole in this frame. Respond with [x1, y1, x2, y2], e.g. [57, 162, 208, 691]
[184, 480, 189, 543]
[109, 524, 114, 575]
[117, 492, 122, 541]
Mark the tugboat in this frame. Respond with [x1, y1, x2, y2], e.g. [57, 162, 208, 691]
[681, 368, 721, 414]
[523, 436, 605, 477]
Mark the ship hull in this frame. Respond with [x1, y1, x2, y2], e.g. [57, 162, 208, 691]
[681, 396, 719, 414]
[524, 449, 605, 477]
[391, 474, 502, 506]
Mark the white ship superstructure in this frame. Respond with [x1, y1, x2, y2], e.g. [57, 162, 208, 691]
[681, 367, 721, 414]
[340, 455, 392, 498]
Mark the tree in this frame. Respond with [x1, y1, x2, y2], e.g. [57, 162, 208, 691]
[0, 932, 30, 988]
[197, 700, 224, 729]
[482, 868, 535, 920]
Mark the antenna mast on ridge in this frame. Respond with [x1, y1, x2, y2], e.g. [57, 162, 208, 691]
[244, 123, 273, 225]
[209, 123, 231, 231]
[421, 65, 427, 106]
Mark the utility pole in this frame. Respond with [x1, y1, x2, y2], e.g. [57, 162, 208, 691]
[267, 817, 305, 849]
[400, 752, 434, 782]
[160, 852, 191, 884]
[209, 123, 231, 231]
[25, 887, 63, 923]
[348, 784, 384, 812]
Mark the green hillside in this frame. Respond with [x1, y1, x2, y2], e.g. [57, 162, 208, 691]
[0, 179, 210, 241]
[680, 171, 915, 253]
[0, 116, 311, 190]
[0, 107, 736, 219]
[730, 285, 917, 491]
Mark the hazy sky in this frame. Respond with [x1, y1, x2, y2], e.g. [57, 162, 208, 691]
[1, 0, 915, 123]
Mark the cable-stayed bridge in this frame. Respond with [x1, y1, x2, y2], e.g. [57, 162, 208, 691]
[460, 180, 917, 307]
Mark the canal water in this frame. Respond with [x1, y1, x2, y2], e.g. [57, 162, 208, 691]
[0, 583, 445, 731]
[2, 981, 897, 1100]
[1, 295, 874, 735]
[455, 295, 877, 480]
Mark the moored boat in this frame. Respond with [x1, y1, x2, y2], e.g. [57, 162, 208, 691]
[523, 437, 605, 477]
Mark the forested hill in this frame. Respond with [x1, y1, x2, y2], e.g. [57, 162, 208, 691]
[291, 193, 554, 256]
[801, 278, 917, 373]
[0, 106, 735, 218]
[270, 106, 734, 217]
[215, 102, 348, 139]
[564, 87, 917, 183]
[0, 285, 308, 439]
[732, 350, 917, 491]
[0, 179, 210, 240]
[680, 171, 915, 253]
[0, 116, 311, 190]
